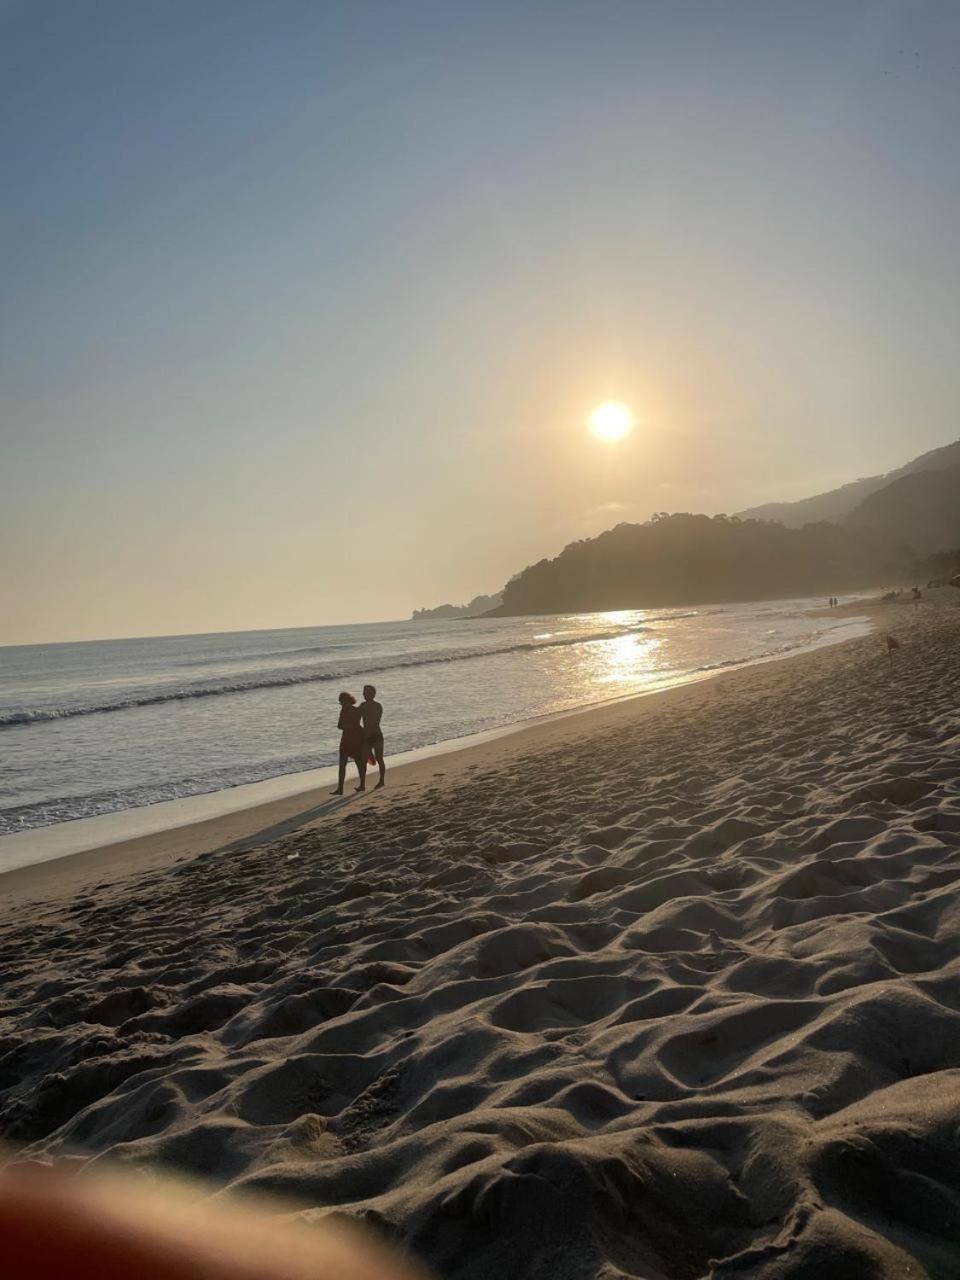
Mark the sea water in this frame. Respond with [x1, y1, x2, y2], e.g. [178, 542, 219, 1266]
[0, 599, 867, 834]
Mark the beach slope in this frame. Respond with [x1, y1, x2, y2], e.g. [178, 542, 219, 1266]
[2, 599, 959, 1278]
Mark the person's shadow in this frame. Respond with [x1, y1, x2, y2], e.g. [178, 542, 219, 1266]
[214, 791, 357, 857]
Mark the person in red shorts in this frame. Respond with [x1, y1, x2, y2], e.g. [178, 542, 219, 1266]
[331, 691, 367, 795]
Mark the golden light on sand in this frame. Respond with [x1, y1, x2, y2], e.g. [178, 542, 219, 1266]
[588, 401, 635, 443]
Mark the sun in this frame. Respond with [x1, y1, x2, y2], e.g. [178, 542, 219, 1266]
[589, 401, 635, 443]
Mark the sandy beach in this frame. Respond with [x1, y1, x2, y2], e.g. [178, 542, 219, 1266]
[3, 594, 959, 1277]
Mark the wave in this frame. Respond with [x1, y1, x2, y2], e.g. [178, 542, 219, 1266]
[168, 612, 701, 672]
[0, 624, 650, 728]
[169, 637, 371, 669]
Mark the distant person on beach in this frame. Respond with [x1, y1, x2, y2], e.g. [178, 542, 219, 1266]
[360, 684, 386, 788]
[332, 692, 367, 794]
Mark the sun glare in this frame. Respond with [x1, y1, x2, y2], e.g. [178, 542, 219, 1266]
[589, 401, 635, 443]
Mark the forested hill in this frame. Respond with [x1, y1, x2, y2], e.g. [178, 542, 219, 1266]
[484, 514, 893, 616]
[844, 463, 960, 554]
[735, 437, 960, 527]
[411, 593, 502, 620]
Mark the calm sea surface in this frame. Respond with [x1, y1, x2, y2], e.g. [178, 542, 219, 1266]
[0, 600, 867, 834]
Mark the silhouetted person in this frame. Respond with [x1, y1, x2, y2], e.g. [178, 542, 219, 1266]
[332, 691, 366, 794]
[360, 684, 386, 788]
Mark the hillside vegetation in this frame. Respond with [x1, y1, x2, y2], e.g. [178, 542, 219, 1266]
[415, 438, 960, 619]
[845, 462, 960, 555]
[486, 461, 960, 616]
[735, 437, 960, 527]
[487, 515, 881, 615]
[411, 593, 502, 621]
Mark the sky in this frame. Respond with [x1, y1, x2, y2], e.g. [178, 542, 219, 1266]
[3, 0, 960, 643]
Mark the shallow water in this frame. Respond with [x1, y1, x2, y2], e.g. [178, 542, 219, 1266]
[0, 598, 866, 833]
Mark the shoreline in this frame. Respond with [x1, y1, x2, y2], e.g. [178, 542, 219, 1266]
[0, 608, 876, 906]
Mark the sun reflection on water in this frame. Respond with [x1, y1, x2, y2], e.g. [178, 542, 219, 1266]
[592, 632, 663, 684]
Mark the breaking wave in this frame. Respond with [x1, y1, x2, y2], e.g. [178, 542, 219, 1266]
[1, 624, 650, 727]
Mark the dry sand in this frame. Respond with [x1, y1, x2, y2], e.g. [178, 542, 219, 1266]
[2, 596, 959, 1278]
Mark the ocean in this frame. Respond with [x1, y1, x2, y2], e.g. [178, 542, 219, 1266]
[0, 599, 867, 835]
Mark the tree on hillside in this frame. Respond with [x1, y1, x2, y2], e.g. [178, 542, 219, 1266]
[495, 513, 896, 615]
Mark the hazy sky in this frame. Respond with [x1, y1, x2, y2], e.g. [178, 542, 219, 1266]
[3, 0, 960, 643]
